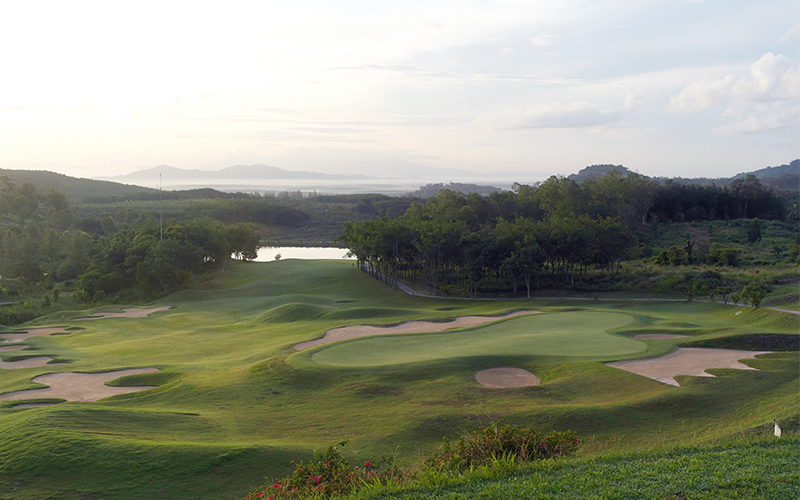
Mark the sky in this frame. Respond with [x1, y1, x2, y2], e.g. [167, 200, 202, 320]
[1, 0, 798, 183]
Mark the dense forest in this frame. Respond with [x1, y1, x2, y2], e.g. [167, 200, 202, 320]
[340, 172, 798, 300]
[0, 177, 284, 323]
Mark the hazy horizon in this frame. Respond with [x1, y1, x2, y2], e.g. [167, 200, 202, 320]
[1, 1, 797, 180]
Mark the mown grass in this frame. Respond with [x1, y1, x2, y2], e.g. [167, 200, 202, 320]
[0, 259, 797, 499]
[344, 436, 799, 500]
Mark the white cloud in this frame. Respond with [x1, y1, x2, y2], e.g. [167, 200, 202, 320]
[481, 101, 622, 130]
[778, 23, 800, 44]
[668, 52, 799, 133]
[715, 104, 800, 135]
[670, 52, 799, 112]
[530, 34, 555, 47]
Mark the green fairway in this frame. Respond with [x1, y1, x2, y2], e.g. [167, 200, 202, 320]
[0, 259, 797, 500]
[310, 311, 646, 367]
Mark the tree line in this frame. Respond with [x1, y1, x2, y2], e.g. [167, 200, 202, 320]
[339, 171, 792, 298]
[0, 177, 263, 319]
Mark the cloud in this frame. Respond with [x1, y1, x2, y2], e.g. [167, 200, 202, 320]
[668, 52, 799, 133]
[483, 101, 622, 130]
[778, 23, 800, 44]
[715, 105, 800, 135]
[669, 52, 799, 112]
[530, 34, 555, 47]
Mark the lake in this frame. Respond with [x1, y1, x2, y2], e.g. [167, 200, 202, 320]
[253, 246, 353, 262]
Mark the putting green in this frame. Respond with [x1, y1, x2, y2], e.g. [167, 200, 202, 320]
[311, 311, 646, 367]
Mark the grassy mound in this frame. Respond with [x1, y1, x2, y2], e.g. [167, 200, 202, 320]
[256, 303, 330, 323]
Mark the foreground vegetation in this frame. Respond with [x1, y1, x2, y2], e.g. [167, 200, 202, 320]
[0, 259, 797, 499]
[340, 436, 799, 500]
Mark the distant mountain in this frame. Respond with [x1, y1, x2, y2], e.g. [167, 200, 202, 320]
[732, 160, 799, 180]
[0, 168, 157, 202]
[104, 164, 373, 185]
[568, 164, 634, 183]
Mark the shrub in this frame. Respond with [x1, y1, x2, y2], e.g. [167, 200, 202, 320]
[423, 424, 579, 474]
[244, 441, 406, 499]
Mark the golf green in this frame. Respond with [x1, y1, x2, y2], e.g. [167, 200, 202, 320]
[311, 311, 646, 367]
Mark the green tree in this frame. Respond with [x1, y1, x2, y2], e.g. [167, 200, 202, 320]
[740, 282, 770, 308]
[746, 218, 762, 243]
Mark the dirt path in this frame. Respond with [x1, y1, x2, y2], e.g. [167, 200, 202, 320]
[294, 311, 540, 350]
[382, 272, 800, 315]
[605, 348, 772, 386]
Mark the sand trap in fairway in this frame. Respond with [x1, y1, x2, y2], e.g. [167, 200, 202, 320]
[634, 333, 690, 339]
[0, 356, 66, 369]
[0, 368, 159, 403]
[74, 306, 172, 321]
[606, 348, 772, 387]
[476, 367, 540, 388]
[294, 311, 541, 350]
[0, 345, 28, 352]
[0, 327, 71, 342]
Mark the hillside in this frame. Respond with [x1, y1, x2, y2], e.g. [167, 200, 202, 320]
[567, 160, 799, 192]
[0, 168, 157, 203]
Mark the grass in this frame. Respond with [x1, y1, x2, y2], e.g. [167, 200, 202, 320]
[0, 259, 797, 499]
[309, 312, 647, 367]
[345, 436, 800, 500]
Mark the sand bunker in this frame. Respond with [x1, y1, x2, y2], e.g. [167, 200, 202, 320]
[0, 345, 28, 352]
[74, 306, 172, 321]
[476, 367, 540, 388]
[0, 368, 159, 403]
[634, 333, 690, 339]
[0, 356, 65, 369]
[606, 348, 772, 387]
[0, 327, 71, 343]
[294, 311, 540, 350]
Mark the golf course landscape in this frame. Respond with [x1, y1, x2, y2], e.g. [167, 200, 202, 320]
[0, 258, 797, 499]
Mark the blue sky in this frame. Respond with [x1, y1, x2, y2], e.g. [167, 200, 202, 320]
[0, 0, 797, 182]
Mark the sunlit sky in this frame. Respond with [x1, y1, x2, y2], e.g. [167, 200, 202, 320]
[1, 0, 798, 182]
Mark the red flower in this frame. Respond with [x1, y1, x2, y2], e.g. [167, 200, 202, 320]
[364, 461, 372, 468]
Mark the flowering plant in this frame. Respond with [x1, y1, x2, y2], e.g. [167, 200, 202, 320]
[244, 441, 406, 499]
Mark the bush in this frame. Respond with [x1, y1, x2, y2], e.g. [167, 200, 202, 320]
[424, 424, 579, 474]
[244, 441, 406, 499]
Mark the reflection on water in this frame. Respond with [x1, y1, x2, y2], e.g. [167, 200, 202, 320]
[254, 246, 353, 262]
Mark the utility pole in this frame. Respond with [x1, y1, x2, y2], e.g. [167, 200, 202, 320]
[159, 173, 163, 241]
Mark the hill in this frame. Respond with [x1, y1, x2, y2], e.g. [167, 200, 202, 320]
[103, 164, 373, 185]
[0, 168, 157, 203]
[568, 160, 799, 192]
[568, 164, 634, 183]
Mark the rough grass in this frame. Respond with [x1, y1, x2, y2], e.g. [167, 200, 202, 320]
[0, 259, 797, 499]
[344, 436, 800, 500]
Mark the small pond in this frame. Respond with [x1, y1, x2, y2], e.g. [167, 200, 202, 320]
[253, 246, 353, 262]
